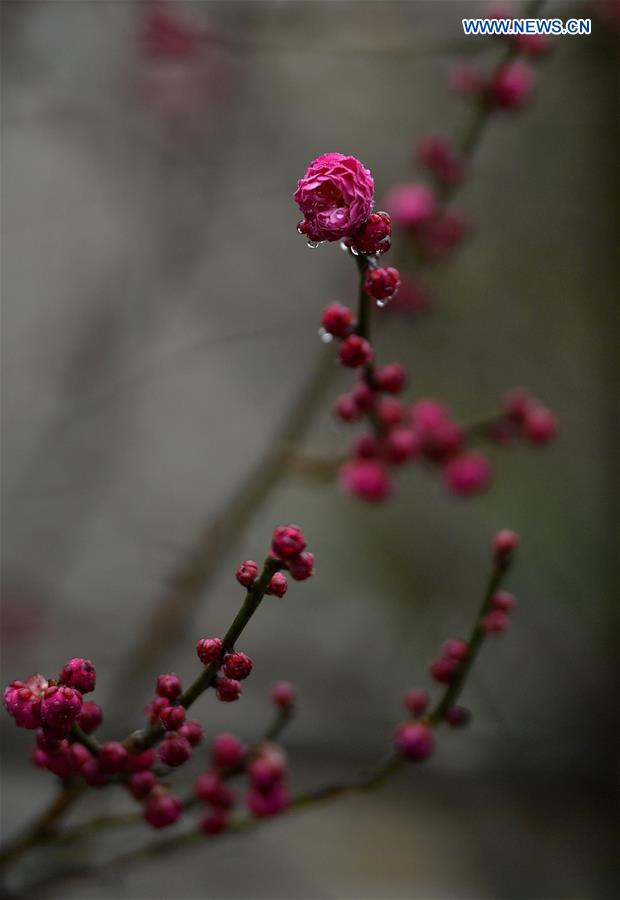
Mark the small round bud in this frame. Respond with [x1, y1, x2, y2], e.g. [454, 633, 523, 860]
[145, 696, 168, 724]
[502, 388, 533, 422]
[58, 658, 96, 694]
[340, 459, 392, 503]
[99, 741, 129, 774]
[443, 452, 492, 496]
[41, 686, 82, 730]
[374, 363, 406, 394]
[4, 676, 46, 730]
[489, 61, 535, 110]
[194, 772, 235, 809]
[320, 303, 354, 338]
[377, 397, 406, 427]
[129, 769, 157, 799]
[179, 720, 203, 746]
[156, 673, 182, 701]
[66, 742, 91, 771]
[160, 705, 186, 731]
[364, 266, 401, 301]
[271, 524, 306, 559]
[32, 747, 51, 769]
[491, 591, 516, 612]
[81, 758, 108, 787]
[271, 681, 297, 710]
[393, 722, 435, 761]
[158, 732, 192, 767]
[248, 755, 287, 793]
[144, 790, 183, 828]
[196, 637, 224, 666]
[523, 405, 558, 444]
[287, 551, 315, 581]
[403, 688, 429, 717]
[235, 560, 258, 588]
[492, 530, 519, 566]
[350, 211, 392, 255]
[223, 652, 253, 681]
[211, 732, 246, 770]
[428, 657, 459, 684]
[247, 783, 290, 818]
[266, 572, 288, 597]
[417, 133, 465, 187]
[215, 676, 242, 703]
[441, 639, 469, 661]
[338, 335, 373, 368]
[76, 701, 102, 734]
[481, 610, 510, 633]
[351, 379, 376, 411]
[385, 184, 437, 230]
[334, 394, 362, 423]
[444, 705, 471, 728]
[385, 427, 421, 464]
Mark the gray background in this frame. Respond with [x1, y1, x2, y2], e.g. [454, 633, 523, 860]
[1, 1, 618, 898]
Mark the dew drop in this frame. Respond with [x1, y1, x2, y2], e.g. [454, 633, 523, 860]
[376, 298, 388, 308]
[318, 327, 334, 344]
[350, 246, 359, 256]
[339, 240, 350, 252]
[307, 239, 320, 249]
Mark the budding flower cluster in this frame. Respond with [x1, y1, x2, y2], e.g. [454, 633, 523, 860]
[337, 386, 557, 505]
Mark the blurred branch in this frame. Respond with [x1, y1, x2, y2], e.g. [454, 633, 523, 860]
[109, 347, 335, 718]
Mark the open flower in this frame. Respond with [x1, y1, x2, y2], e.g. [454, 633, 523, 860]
[294, 153, 374, 242]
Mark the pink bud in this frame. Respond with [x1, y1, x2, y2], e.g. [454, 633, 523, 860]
[384, 184, 437, 230]
[338, 335, 374, 368]
[489, 61, 535, 110]
[393, 722, 435, 761]
[403, 688, 429, 717]
[443, 452, 492, 496]
[235, 560, 258, 588]
[340, 459, 392, 503]
[320, 303, 354, 338]
[271, 681, 297, 710]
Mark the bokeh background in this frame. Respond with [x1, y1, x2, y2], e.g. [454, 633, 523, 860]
[1, 1, 618, 898]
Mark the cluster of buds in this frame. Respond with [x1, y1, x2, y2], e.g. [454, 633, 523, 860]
[3, 526, 311, 831]
[451, 5, 553, 111]
[4, 658, 97, 733]
[243, 523, 316, 596]
[337, 388, 557, 503]
[195, 729, 291, 835]
[385, 178, 469, 262]
[383, 25, 552, 282]
[493, 389, 558, 445]
[4, 660, 96, 772]
[294, 154, 557, 506]
[393, 529, 518, 761]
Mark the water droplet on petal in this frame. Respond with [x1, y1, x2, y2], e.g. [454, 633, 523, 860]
[376, 298, 388, 308]
[318, 327, 334, 344]
[350, 246, 359, 256]
[307, 239, 320, 249]
[339, 240, 350, 252]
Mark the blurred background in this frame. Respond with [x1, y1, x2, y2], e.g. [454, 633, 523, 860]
[1, 1, 618, 898]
